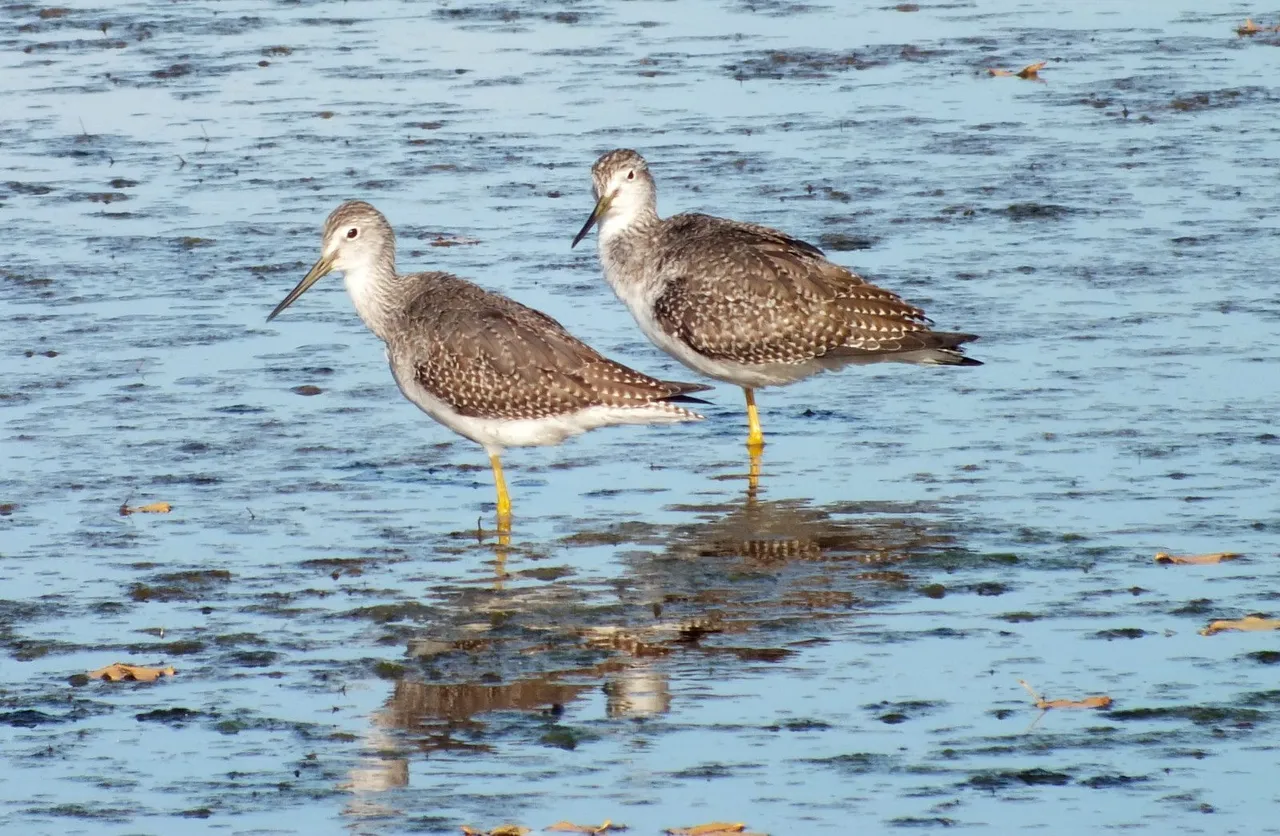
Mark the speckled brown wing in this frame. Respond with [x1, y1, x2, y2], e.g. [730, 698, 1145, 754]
[651, 214, 968, 364]
[394, 273, 707, 420]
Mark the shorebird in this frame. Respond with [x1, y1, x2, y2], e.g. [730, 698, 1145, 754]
[269, 200, 709, 530]
[572, 149, 981, 452]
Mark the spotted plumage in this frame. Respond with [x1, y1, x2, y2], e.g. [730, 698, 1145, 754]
[648, 214, 959, 365]
[268, 200, 708, 527]
[398, 271, 707, 421]
[572, 149, 981, 449]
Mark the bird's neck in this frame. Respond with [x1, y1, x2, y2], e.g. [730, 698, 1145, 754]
[596, 211, 667, 313]
[342, 256, 401, 342]
[597, 201, 661, 283]
[597, 201, 660, 250]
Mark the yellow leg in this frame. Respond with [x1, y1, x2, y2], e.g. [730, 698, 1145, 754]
[489, 453, 512, 531]
[744, 387, 765, 451]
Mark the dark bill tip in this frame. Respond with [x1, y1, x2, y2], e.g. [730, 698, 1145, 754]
[267, 254, 333, 322]
[570, 194, 609, 249]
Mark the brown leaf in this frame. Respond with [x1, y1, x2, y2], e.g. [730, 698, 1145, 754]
[1016, 61, 1047, 79]
[1039, 695, 1113, 709]
[489, 828, 530, 836]
[1154, 551, 1241, 565]
[120, 501, 172, 516]
[1237, 18, 1262, 35]
[988, 61, 1046, 80]
[665, 824, 749, 836]
[1200, 615, 1280, 636]
[547, 822, 623, 834]
[88, 662, 177, 682]
[1018, 679, 1111, 710]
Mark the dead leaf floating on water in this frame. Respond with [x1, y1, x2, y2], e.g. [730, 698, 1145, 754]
[1236, 19, 1280, 35]
[119, 501, 172, 516]
[988, 61, 1046, 80]
[1155, 551, 1241, 565]
[1200, 615, 1280, 636]
[547, 821, 625, 833]
[89, 663, 177, 682]
[1019, 679, 1113, 710]
[460, 827, 530, 836]
[1039, 695, 1113, 709]
[665, 824, 764, 836]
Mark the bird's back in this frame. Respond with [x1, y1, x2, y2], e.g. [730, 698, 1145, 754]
[386, 271, 708, 421]
[647, 213, 976, 367]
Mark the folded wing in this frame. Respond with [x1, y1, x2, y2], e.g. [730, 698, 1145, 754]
[394, 274, 708, 419]
[651, 214, 974, 365]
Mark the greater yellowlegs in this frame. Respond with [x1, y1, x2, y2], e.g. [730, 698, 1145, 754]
[269, 200, 709, 529]
[572, 149, 981, 452]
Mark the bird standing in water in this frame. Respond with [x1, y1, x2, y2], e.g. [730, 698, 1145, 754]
[270, 200, 709, 530]
[572, 149, 981, 457]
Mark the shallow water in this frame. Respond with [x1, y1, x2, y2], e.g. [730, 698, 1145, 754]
[2, 0, 1279, 833]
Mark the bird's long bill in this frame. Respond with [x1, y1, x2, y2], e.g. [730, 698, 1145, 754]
[570, 193, 611, 249]
[267, 253, 334, 322]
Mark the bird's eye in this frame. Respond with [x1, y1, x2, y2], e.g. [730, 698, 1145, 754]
[626, 170, 635, 181]
[346, 227, 359, 239]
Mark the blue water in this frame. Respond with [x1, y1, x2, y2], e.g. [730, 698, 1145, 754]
[2, 0, 1278, 833]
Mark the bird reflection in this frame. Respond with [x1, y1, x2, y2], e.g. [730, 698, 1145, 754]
[343, 483, 955, 813]
[748, 445, 763, 499]
[489, 527, 511, 587]
[664, 490, 950, 570]
[603, 661, 671, 718]
[341, 653, 661, 817]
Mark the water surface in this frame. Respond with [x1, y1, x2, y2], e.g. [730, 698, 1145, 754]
[2, 1, 1278, 833]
